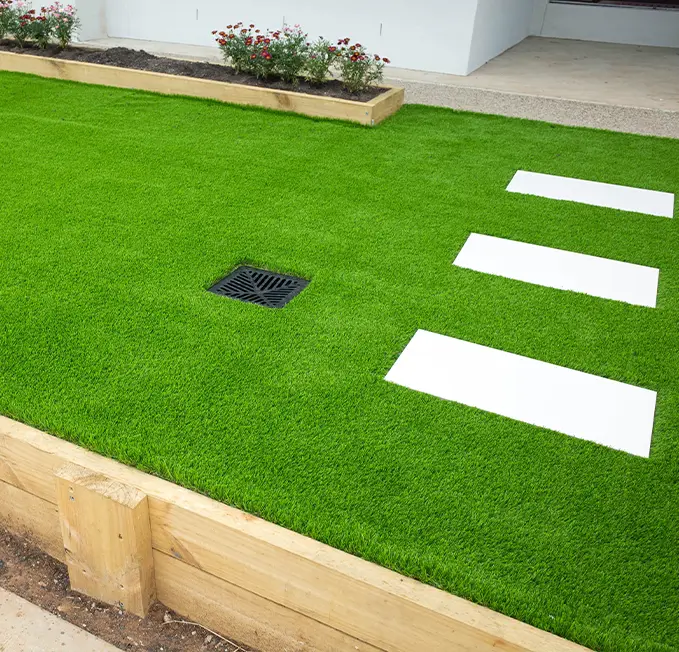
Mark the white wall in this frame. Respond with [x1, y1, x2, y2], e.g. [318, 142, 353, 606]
[537, 2, 679, 48]
[77, 0, 679, 76]
[466, 0, 536, 73]
[72, 0, 107, 41]
[103, 0, 480, 76]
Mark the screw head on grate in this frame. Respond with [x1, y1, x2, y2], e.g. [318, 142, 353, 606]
[208, 266, 309, 308]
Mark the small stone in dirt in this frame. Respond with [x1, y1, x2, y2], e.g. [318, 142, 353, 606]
[205, 634, 213, 644]
[38, 580, 47, 588]
[163, 611, 173, 623]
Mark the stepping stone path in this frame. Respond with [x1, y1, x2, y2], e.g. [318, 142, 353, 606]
[387, 171, 676, 457]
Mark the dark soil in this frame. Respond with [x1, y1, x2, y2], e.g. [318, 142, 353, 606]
[0, 526, 255, 652]
[0, 41, 386, 102]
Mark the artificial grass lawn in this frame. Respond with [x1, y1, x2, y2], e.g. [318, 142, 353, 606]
[1, 71, 678, 652]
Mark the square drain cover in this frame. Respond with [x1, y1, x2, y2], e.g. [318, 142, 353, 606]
[209, 266, 309, 308]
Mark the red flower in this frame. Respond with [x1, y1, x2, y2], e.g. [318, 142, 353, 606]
[250, 53, 257, 59]
[350, 55, 358, 62]
[218, 39, 226, 45]
[383, 57, 390, 64]
[229, 33, 235, 39]
[374, 55, 381, 61]
[212, 30, 217, 35]
[264, 38, 270, 44]
[349, 45, 355, 51]
[355, 43, 362, 48]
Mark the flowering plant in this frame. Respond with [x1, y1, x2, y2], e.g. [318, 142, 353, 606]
[30, 6, 53, 48]
[0, 0, 18, 40]
[268, 24, 308, 83]
[12, 3, 35, 46]
[1, 0, 77, 48]
[48, 2, 78, 49]
[304, 38, 334, 85]
[213, 22, 390, 93]
[334, 38, 389, 94]
[214, 22, 309, 84]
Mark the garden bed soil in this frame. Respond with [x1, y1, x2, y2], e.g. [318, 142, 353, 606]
[0, 526, 255, 652]
[0, 41, 386, 102]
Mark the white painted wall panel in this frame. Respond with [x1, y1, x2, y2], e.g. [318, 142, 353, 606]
[386, 330, 656, 457]
[72, 0, 107, 41]
[467, 0, 534, 73]
[539, 3, 679, 48]
[103, 0, 480, 75]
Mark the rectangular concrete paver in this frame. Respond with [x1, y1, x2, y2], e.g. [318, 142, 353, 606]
[507, 171, 675, 218]
[453, 233, 660, 307]
[0, 587, 118, 652]
[385, 330, 656, 457]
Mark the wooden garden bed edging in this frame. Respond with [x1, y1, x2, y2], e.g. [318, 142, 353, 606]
[0, 50, 404, 125]
[0, 415, 591, 652]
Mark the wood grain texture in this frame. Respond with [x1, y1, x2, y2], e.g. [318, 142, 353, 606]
[0, 479, 64, 561]
[155, 550, 381, 652]
[56, 464, 156, 616]
[0, 415, 591, 652]
[0, 51, 403, 125]
[368, 87, 405, 125]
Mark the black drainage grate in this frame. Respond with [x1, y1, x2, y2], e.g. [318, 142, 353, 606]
[208, 266, 309, 308]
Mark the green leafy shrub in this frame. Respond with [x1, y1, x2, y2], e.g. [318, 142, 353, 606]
[214, 23, 310, 84]
[1, 1, 78, 48]
[49, 2, 80, 49]
[335, 38, 389, 94]
[304, 38, 334, 85]
[0, 0, 19, 40]
[30, 8, 54, 49]
[214, 22, 390, 93]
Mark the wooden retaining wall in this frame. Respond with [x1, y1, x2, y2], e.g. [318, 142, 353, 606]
[0, 50, 404, 125]
[0, 415, 592, 652]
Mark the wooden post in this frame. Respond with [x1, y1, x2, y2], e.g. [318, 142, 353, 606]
[55, 463, 156, 617]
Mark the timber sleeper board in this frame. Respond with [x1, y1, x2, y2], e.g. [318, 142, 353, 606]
[0, 50, 404, 125]
[0, 416, 591, 652]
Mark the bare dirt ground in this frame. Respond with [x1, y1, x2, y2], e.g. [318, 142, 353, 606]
[0, 526, 255, 652]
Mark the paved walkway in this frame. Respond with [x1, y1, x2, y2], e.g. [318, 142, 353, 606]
[0, 588, 118, 652]
[80, 36, 679, 138]
[386, 37, 679, 139]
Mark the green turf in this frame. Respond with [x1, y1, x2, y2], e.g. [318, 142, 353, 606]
[1, 71, 678, 652]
